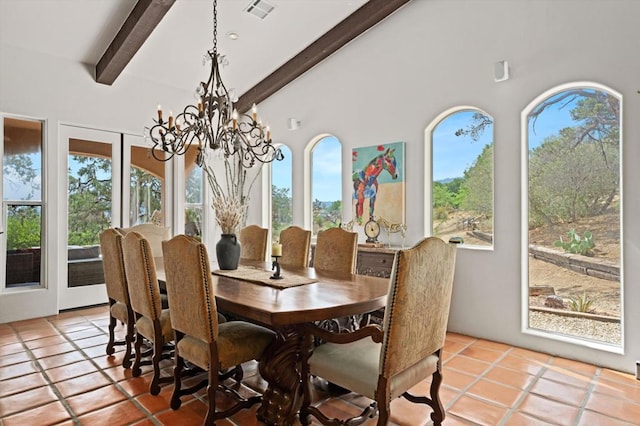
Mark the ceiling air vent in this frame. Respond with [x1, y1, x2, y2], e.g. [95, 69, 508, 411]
[244, 0, 275, 20]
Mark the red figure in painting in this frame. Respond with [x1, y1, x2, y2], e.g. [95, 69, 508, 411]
[352, 147, 398, 224]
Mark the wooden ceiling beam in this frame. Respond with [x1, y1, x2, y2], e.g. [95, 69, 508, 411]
[96, 0, 175, 85]
[235, 0, 412, 113]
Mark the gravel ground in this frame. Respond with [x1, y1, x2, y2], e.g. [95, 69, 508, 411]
[529, 311, 621, 345]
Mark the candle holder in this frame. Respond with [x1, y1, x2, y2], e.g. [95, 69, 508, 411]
[270, 255, 283, 280]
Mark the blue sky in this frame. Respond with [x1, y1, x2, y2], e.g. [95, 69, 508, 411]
[311, 136, 342, 202]
[432, 111, 493, 182]
[272, 144, 292, 192]
[432, 97, 579, 182]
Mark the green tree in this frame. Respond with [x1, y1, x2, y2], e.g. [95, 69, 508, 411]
[528, 129, 619, 226]
[313, 199, 342, 233]
[6, 205, 41, 249]
[68, 155, 112, 246]
[3, 153, 39, 200]
[129, 166, 162, 224]
[272, 185, 293, 240]
[461, 143, 493, 216]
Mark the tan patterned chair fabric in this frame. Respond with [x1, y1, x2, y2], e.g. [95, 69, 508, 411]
[301, 237, 457, 426]
[99, 228, 134, 368]
[162, 235, 276, 424]
[279, 226, 311, 268]
[239, 224, 268, 261]
[121, 231, 173, 395]
[119, 223, 170, 258]
[313, 227, 358, 274]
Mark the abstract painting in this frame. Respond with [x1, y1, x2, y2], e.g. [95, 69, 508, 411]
[351, 141, 405, 226]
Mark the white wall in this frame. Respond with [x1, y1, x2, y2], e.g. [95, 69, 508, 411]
[1, 0, 638, 373]
[0, 44, 193, 321]
[254, 0, 640, 373]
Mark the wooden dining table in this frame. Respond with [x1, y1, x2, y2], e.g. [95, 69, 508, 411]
[155, 258, 389, 426]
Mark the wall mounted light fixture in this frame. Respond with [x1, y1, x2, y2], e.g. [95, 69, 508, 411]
[494, 60, 510, 82]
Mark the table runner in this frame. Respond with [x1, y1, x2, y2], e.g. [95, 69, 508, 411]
[213, 265, 318, 289]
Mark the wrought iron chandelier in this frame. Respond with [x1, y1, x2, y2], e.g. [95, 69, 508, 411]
[148, 0, 282, 168]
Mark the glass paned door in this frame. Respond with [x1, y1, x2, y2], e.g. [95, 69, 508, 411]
[123, 135, 170, 228]
[59, 125, 121, 310]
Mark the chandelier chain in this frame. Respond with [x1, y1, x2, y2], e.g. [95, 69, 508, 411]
[212, 0, 217, 53]
[146, 0, 283, 169]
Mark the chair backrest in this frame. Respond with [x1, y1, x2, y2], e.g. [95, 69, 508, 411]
[119, 223, 170, 258]
[314, 227, 358, 274]
[121, 231, 162, 320]
[162, 235, 218, 343]
[239, 225, 268, 261]
[279, 226, 311, 268]
[380, 237, 456, 378]
[99, 228, 129, 305]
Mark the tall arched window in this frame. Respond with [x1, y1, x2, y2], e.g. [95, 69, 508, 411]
[271, 144, 292, 242]
[426, 107, 494, 248]
[304, 135, 342, 235]
[522, 83, 622, 347]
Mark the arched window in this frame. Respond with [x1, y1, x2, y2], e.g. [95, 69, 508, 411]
[425, 107, 494, 248]
[304, 135, 342, 236]
[270, 144, 292, 242]
[522, 83, 622, 347]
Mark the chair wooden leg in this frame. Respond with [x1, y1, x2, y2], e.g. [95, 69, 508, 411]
[204, 364, 218, 426]
[376, 379, 390, 426]
[106, 312, 116, 355]
[429, 368, 445, 426]
[171, 333, 185, 410]
[132, 330, 143, 377]
[122, 320, 133, 369]
[150, 335, 163, 395]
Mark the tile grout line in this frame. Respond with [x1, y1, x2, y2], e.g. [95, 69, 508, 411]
[47, 313, 161, 425]
[572, 366, 600, 426]
[3, 322, 78, 424]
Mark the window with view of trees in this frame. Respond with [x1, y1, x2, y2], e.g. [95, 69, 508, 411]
[185, 161, 203, 239]
[271, 145, 292, 242]
[129, 165, 162, 226]
[429, 109, 494, 247]
[68, 153, 112, 246]
[3, 117, 44, 288]
[524, 84, 621, 346]
[310, 136, 342, 235]
[129, 145, 164, 227]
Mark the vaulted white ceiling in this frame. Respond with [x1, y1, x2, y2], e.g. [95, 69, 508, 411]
[0, 0, 367, 96]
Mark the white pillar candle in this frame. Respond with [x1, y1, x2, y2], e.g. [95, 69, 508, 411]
[272, 243, 282, 257]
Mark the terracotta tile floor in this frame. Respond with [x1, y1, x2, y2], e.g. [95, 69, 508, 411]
[1, 305, 639, 426]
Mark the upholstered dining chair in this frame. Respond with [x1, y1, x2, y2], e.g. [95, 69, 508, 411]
[279, 226, 312, 268]
[121, 231, 174, 395]
[313, 227, 358, 274]
[99, 228, 134, 368]
[300, 237, 457, 426]
[118, 224, 170, 309]
[119, 223, 170, 258]
[162, 234, 276, 424]
[239, 224, 269, 261]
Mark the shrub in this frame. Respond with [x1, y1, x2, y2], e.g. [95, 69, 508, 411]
[568, 292, 594, 313]
[554, 228, 595, 256]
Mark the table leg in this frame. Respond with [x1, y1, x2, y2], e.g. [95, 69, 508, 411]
[257, 325, 305, 425]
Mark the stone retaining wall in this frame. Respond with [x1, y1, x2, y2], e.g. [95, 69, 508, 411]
[529, 245, 620, 282]
[467, 231, 620, 282]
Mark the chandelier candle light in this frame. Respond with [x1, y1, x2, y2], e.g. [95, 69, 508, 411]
[148, 0, 283, 170]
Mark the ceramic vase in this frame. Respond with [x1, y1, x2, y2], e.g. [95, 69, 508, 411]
[216, 233, 241, 270]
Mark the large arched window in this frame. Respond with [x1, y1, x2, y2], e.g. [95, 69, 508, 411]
[425, 107, 494, 248]
[304, 135, 342, 236]
[522, 83, 622, 348]
[270, 144, 292, 242]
